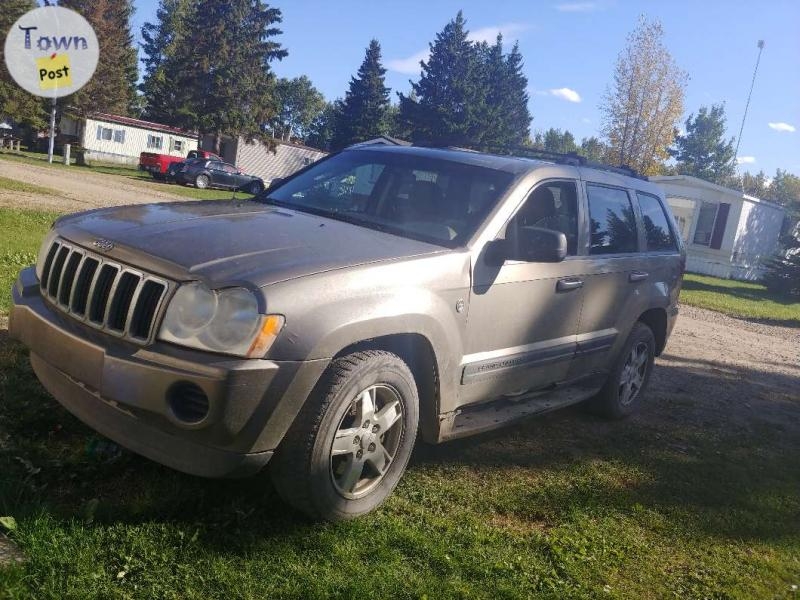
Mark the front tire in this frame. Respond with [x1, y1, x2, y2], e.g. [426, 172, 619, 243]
[588, 322, 655, 419]
[270, 350, 419, 521]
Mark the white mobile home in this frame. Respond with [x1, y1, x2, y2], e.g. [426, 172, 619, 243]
[60, 112, 198, 166]
[201, 135, 326, 183]
[651, 175, 786, 281]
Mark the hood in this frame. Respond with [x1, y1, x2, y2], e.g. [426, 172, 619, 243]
[56, 200, 445, 287]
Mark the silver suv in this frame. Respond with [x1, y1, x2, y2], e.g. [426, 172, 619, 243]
[10, 145, 685, 520]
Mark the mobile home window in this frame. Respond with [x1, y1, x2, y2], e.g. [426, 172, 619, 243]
[693, 202, 718, 245]
[147, 135, 163, 150]
[172, 139, 183, 152]
[96, 126, 113, 141]
[113, 129, 125, 144]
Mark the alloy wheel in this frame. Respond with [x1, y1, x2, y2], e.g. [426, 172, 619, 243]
[329, 384, 404, 499]
[619, 341, 649, 405]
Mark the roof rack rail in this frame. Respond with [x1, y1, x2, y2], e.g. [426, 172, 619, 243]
[413, 141, 646, 180]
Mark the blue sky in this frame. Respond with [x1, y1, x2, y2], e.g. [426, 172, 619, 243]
[130, 0, 799, 175]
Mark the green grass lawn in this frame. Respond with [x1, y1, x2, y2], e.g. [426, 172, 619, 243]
[0, 176, 63, 197]
[0, 210, 798, 597]
[681, 273, 800, 327]
[0, 335, 797, 598]
[0, 209, 60, 314]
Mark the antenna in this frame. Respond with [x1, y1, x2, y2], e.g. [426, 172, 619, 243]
[733, 40, 765, 180]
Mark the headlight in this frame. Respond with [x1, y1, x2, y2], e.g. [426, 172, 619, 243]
[159, 282, 284, 358]
[35, 227, 59, 281]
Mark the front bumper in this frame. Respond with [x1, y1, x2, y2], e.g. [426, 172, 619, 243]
[9, 267, 329, 478]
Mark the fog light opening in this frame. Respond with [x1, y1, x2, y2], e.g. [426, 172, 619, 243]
[167, 381, 210, 424]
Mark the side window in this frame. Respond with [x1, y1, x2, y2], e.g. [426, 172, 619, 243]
[147, 135, 163, 150]
[587, 184, 638, 254]
[507, 180, 579, 255]
[637, 192, 676, 252]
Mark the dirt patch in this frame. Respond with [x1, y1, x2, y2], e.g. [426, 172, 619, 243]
[0, 158, 189, 213]
[0, 534, 24, 567]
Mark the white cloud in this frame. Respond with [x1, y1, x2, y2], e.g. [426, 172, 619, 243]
[467, 22, 529, 43]
[736, 156, 756, 165]
[549, 87, 582, 102]
[581, 117, 592, 124]
[387, 22, 529, 74]
[554, 2, 598, 12]
[768, 122, 796, 132]
[387, 50, 429, 75]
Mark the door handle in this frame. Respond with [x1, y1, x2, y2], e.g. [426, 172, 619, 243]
[556, 278, 584, 292]
[629, 271, 649, 282]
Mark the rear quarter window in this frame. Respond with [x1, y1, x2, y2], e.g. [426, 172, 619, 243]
[637, 192, 677, 252]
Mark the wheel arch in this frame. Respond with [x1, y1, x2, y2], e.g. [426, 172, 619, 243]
[637, 307, 668, 355]
[333, 333, 441, 444]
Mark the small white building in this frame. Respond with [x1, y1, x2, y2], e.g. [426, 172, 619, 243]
[651, 175, 786, 281]
[201, 135, 326, 183]
[60, 112, 198, 166]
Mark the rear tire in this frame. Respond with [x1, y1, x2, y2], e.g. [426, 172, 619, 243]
[270, 350, 419, 521]
[195, 174, 210, 189]
[247, 181, 263, 194]
[587, 322, 655, 419]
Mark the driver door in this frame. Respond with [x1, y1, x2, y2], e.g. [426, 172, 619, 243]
[461, 179, 586, 405]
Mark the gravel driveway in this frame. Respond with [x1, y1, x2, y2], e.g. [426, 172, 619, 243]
[0, 158, 188, 213]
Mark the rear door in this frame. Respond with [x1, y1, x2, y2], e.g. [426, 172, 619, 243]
[567, 179, 649, 378]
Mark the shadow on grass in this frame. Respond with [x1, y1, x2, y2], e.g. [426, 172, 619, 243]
[1, 328, 798, 556]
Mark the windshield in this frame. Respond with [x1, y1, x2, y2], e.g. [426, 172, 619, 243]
[259, 150, 514, 247]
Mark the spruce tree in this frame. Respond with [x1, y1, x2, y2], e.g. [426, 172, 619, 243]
[331, 40, 391, 150]
[167, 0, 287, 151]
[59, 0, 139, 116]
[306, 101, 342, 151]
[762, 229, 800, 297]
[0, 0, 45, 129]
[140, 0, 193, 123]
[398, 12, 487, 147]
[670, 104, 735, 184]
[481, 37, 531, 149]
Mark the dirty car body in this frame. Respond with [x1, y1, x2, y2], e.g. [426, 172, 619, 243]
[10, 146, 685, 519]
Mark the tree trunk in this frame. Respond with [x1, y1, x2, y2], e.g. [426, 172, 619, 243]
[213, 131, 221, 155]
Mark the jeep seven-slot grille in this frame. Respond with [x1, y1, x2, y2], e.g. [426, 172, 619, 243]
[39, 239, 169, 343]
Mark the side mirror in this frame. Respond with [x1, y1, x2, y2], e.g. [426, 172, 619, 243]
[492, 226, 567, 263]
[267, 177, 284, 191]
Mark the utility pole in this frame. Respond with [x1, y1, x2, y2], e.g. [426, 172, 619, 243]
[733, 40, 765, 180]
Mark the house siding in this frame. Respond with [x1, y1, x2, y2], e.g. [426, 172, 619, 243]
[200, 135, 326, 182]
[652, 175, 785, 281]
[63, 116, 198, 166]
[731, 198, 785, 280]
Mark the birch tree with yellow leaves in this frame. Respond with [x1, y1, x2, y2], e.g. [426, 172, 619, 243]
[600, 16, 688, 175]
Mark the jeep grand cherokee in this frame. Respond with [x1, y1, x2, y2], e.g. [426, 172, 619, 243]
[9, 145, 684, 520]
